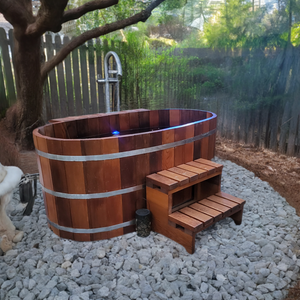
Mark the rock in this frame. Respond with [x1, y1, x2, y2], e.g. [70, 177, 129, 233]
[24, 293, 36, 300]
[38, 288, 51, 299]
[55, 291, 70, 300]
[97, 248, 106, 258]
[0, 235, 13, 252]
[28, 279, 36, 290]
[12, 231, 24, 243]
[61, 261, 72, 269]
[261, 244, 275, 257]
[137, 249, 151, 265]
[19, 288, 30, 298]
[200, 282, 208, 293]
[72, 261, 83, 271]
[6, 267, 17, 279]
[277, 263, 288, 271]
[98, 286, 110, 297]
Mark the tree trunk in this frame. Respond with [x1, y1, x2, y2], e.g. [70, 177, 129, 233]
[10, 33, 44, 150]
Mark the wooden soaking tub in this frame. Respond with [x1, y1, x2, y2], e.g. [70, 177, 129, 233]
[33, 109, 217, 241]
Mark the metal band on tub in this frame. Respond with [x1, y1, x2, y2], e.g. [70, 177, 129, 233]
[47, 218, 135, 234]
[42, 184, 144, 199]
[36, 128, 216, 162]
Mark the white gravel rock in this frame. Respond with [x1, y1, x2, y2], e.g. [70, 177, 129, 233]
[96, 248, 106, 258]
[1, 158, 299, 300]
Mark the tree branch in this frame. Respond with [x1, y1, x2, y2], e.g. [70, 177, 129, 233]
[26, 0, 69, 37]
[0, 0, 33, 30]
[62, 0, 119, 24]
[41, 0, 165, 80]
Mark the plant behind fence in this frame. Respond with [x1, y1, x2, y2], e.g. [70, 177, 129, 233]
[0, 28, 300, 156]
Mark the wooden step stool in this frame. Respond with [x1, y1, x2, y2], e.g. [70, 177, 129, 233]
[146, 158, 245, 254]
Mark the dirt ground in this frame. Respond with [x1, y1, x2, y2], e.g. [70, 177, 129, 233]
[216, 137, 300, 215]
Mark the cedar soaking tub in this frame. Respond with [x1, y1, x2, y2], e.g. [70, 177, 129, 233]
[33, 109, 217, 241]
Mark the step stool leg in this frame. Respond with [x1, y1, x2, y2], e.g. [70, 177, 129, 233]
[167, 222, 196, 254]
[230, 207, 244, 225]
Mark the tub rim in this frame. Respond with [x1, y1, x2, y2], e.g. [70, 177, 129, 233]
[33, 108, 217, 144]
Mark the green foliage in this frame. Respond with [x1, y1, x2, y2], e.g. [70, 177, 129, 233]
[76, 0, 147, 34]
[203, 0, 289, 49]
[291, 23, 300, 45]
[178, 31, 207, 48]
[160, 0, 188, 11]
[96, 30, 224, 110]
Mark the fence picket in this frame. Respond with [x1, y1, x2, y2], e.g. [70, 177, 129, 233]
[63, 36, 75, 116]
[96, 38, 105, 112]
[55, 35, 68, 117]
[45, 33, 59, 117]
[72, 46, 83, 115]
[79, 43, 89, 114]
[0, 28, 16, 103]
[88, 40, 97, 113]
[0, 54, 8, 115]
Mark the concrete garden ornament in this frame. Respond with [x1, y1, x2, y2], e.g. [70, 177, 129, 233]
[0, 163, 23, 252]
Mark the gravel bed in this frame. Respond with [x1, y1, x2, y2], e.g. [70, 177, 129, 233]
[1, 157, 300, 300]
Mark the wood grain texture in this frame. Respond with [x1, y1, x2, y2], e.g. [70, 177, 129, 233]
[88, 198, 108, 240]
[169, 109, 180, 126]
[207, 195, 238, 208]
[53, 122, 67, 139]
[198, 199, 230, 214]
[87, 116, 100, 138]
[177, 164, 208, 179]
[55, 196, 74, 240]
[162, 129, 175, 170]
[193, 122, 203, 160]
[149, 110, 159, 128]
[65, 121, 78, 139]
[98, 115, 111, 136]
[146, 173, 178, 191]
[195, 158, 223, 172]
[35, 134, 53, 190]
[62, 140, 90, 241]
[76, 118, 89, 138]
[109, 114, 120, 133]
[34, 109, 218, 243]
[179, 207, 213, 226]
[46, 139, 68, 193]
[189, 202, 223, 221]
[157, 170, 189, 185]
[147, 187, 195, 253]
[201, 120, 210, 159]
[208, 115, 217, 159]
[102, 138, 121, 192]
[44, 124, 55, 137]
[43, 192, 60, 236]
[106, 195, 123, 238]
[139, 111, 150, 129]
[119, 135, 136, 189]
[184, 124, 194, 163]
[174, 127, 185, 166]
[119, 113, 130, 132]
[168, 167, 198, 182]
[169, 211, 203, 231]
[216, 192, 245, 205]
[129, 112, 139, 130]
[187, 161, 215, 174]
[158, 110, 170, 129]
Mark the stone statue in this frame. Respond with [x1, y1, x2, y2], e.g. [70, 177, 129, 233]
[0, 163, 23, 252]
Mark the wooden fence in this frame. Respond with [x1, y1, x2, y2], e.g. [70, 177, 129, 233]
[0, 27, 300, 156]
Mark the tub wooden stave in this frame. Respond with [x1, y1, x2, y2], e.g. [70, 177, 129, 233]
[33, 109, 217, 241]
